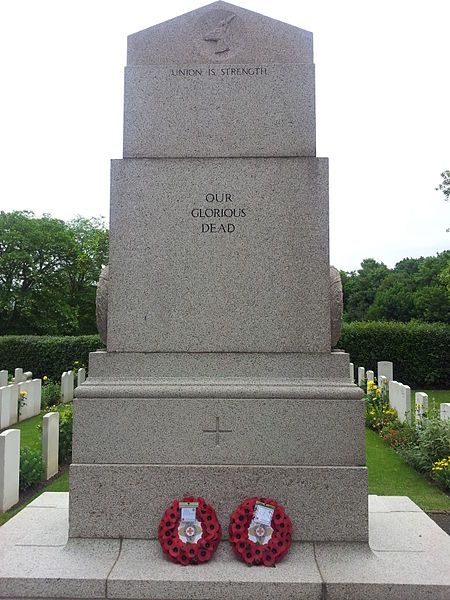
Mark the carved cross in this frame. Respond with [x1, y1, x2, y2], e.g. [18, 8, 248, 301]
[202, 417, 232, 446]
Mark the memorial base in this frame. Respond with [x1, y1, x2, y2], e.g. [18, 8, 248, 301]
[0, 493, 448, 599]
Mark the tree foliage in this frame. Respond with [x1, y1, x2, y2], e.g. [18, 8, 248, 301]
[341, 251, 450, 324]
[436, 169, 450, 201]
[0, 211, 108, 335]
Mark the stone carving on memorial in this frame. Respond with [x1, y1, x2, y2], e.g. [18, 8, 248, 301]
[330, 265, 343, 347]
[96, 264, 108, 344]
[203, 13, 236, 53]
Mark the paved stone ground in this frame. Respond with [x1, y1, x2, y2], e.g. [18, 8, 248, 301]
[0, 493, 449, 599]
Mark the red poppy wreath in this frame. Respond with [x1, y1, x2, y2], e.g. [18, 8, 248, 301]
[158, 496, 221, 565]
[229, 497, 293, 566]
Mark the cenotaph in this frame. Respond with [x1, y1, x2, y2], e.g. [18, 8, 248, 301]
[0, 3, 448, 599]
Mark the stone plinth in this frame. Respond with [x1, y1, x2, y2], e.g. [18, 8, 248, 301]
[69, 374, 367, 542]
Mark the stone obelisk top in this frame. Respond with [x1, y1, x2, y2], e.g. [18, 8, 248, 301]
[123, 1, 316, 158]
[127, 1, 313, 65]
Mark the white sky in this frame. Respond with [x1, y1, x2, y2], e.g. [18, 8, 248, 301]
[1, 0, 449, 271]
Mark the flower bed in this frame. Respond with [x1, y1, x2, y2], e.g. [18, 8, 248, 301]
[363, 380, 450, 492]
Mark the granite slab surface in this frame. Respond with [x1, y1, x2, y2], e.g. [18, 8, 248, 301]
[69, 464, 368, 542]
[1, 493, 449, 599]
[108, 157, 330, 354]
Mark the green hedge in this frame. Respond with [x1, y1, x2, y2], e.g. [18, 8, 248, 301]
[1, 324, 449, 389]
[338, 321, 450, 389]
[0, 335, 103, 381]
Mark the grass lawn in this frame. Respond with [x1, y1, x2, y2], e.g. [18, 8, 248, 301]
[0, 470, 69, 526]
[0, 404, 71, 527]
[414, 389, 450, 414]
[366, 428, 450, 511]
[7, 404, 70, 452]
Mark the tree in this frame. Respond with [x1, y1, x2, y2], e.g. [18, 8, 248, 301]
[342, 252, 450, 324]
[0, 211, 108, 335]
[436, 170, 450, 232]
[341, 259, 390, 321]
[436, 170, 450, 201]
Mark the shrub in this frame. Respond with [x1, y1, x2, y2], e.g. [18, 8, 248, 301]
[0, 335, 102, 382]
[59, 404, 73, 464]
[366, 403, 398, 432]
[396, 415, 450, 473]
[431, 456, 450, 491]
[20, 447, 44, 492]
[379, 421, 417, 448]
[41, 382, 61, 410]
[338, 321, 450, 388]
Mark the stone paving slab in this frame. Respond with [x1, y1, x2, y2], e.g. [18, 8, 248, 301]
[368, 495, 422, 513]
[0, 493, 449, 599]
[27, 491, 69, 509]
[0, 505, 68, 546]
[108, 540, 321, 599]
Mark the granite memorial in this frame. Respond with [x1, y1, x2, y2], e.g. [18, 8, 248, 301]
[69, 0, 368, 543]
[0, 3, 448, 599]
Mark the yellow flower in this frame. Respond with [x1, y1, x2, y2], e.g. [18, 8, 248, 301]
[20, 390, 27, 397]
[43, 375, 48, 381]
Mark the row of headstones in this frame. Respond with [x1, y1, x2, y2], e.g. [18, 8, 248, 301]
[0, 377, 42, 430]
[60, 368, 86, 402]
[350, 361, 450, 424]
[0, 367, 86, 430]
[0, 412, 59, 512]
[349, 360, 394, 389]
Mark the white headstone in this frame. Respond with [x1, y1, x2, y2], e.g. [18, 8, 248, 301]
[24, 371, 33, 381]
[357, 366, 365, 386]
[440, 403, 450, 421]
[366, 370, 374, 383]
[30, 379, 42, 415]
[18, 381, 38, 421]
[377, 361, 393, 383]
[7, 384, 18, 425]
[18, 382, 28, 421]
[349, 362, 354, 382]
[60, 372, 67, 403]
[379, 375, 387, 391]
[415, 392, 428, 421]
[398, 384, 411, 424]
[13, 368, 25, 384]
[0, 371, 8, 388]
[66, 370, 74, 402]
[42, 412, 59, 480]
[0, 429, 20, 512]
[0, 387, 11, 429]
[388, 380, 400, 416]
[77, 367, 86, 386]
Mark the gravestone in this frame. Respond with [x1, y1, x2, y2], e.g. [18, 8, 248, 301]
[349, 362, 354, 382]
[69, 0, 367, 543]
[357, 366, 365, 385]
[441, 403, 450, 421]
[0, 429, 20, 512]
[13, 368, 24, 384]
[0, 370, 8, 388]
[415, 391, 428, 421]
[377, 360, 393, 382]
[42, 412, 59, 480]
